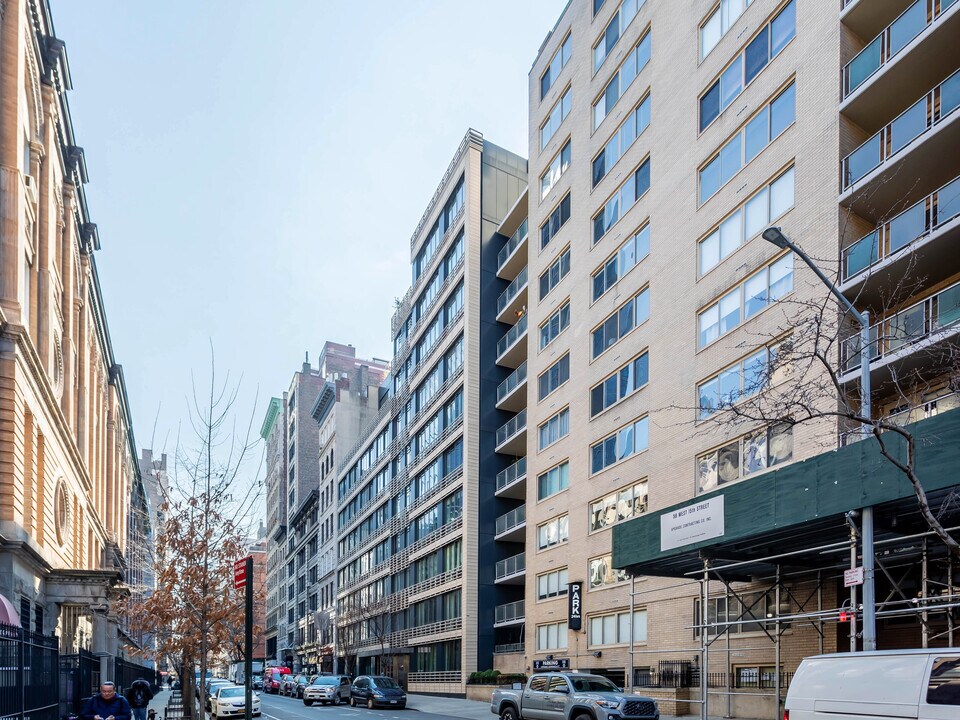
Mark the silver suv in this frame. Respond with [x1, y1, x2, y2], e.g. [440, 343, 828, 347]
[302, 675, 351, 706]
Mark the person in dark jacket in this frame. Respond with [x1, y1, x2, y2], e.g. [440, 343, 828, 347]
[128, 678, 154, 720]
[82, 682, 132, 720]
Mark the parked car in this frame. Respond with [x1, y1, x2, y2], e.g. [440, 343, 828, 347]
[491, 672, 659, 720]
[205, 680, 234, 711]
[292, 674, 310, 698]
[280, 674, 297, 696]
[211, 685, 262, 720]
[262, 667, 290, 694]
[785, 649, 960, 719]
[350, 675, 407, 709]
[252, 676, 263, 691]
[303, 675, 352, 706]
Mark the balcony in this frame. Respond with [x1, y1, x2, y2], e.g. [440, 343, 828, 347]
[495, 505, 526, 542]
[496, 457, 527, 500]
[840, 390, 959, 446]
[841, 174, 960, 301]
[494, 643, 525, 654]
[840, 68, 960, 218]
[496, 362, 528, 412]
[495, 552, 526, 585]
[839, 277, 960, 384]
[841, 0, 960, 129]
[494, 600, 525, 627]
[497, 219, 528, 280]
[495, 409, 527, 456]
[497, 266, 529, 323]
[842, 0, 916, 41]
[496, 315, 528, 368]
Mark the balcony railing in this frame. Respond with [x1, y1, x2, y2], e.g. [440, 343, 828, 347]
[497, 315, 528, 359]
[843, 174, 960, 281]
[495, 600, 525, 625]
[495, 505, 526, 536]
[496, 409, 527, 448]
[843, 0, 958, 98]
[494, 643, 525, 654]
[496, 457, 527, 493]
[497, 362, 528, 404]
[840, 390, 959, 445]
[497, 266, 529, 315]
[842, 67, 960, 190]
[495, 552, 525, 580]
[497, 219, 529, 271]
[840, 277, 960, 372]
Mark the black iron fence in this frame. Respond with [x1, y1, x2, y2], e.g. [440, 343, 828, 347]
[0, 622, 59, 720]
[59, 649, 100, 718]
[633, 661, 794, 690]
[114, 657, 157, 696]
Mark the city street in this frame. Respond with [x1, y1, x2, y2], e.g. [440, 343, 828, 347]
[256, 692, 483, 720]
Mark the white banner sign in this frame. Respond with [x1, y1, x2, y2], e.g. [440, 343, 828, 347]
[660, 496, 725, 552]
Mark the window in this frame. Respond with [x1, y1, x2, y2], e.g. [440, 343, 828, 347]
[694, 590, 787, 637]
[927, 656, 960, 705]
[413, 177, 465, 281]
[541, 88, 572, 151]
[594, 31, 651, 129]
[537, 568, 569, 600]
[593, 95, 651, 187]
[699, 167, 795, 275]
[593, 158, 650, 244]
[588, 554, 629, 589]
[697, 423, 793, 493]
[541, 193, 571, 250]
[537, 515, 569, 550]
[538, 408, 570, 451]
[592, 225, 649, 301]
[541, 34, 572, 99]
[589, 610, 647, 646]
[537, 621, 568, 650]
[591, 287, 649, 359]
[537, 461, 570, 501]
[590, 416, 649, 473]
[590, 480, 648, 532]
[699, 1, 795, 131]
[698, 339, 789, 419]
[593, 0, 648, 73]
[538, 354, 570, 401]
[540, 247, 571, 300]
[540, 301, 570, 350]
[594, 0, 606, 15]
[700, 83, 795, 204]
[541, 141, 571, 200]
[700, 0, 754, 59]
[590, 352, 649, 416]
[698, 252, 793, 347]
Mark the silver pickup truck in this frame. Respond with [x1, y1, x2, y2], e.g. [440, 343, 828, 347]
[491, 672, 659, 720]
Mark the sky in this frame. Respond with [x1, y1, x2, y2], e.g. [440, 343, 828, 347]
[51, 0, 567, 460]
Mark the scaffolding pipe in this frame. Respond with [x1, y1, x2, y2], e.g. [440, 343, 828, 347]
[628, 574, 635, 691]
[775, 565, 782, 720]
[701, 562, 709, 720]
[817, 571, 824, 655]
[950, 561, 955, 647]
[862, 506, 877, 650]
[849, 518, 858, 652]
[922, 539, 929, 649]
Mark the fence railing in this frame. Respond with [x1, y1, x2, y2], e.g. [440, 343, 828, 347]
[497, 316, 528, 360]
[1, 622, 59, 720]
[495, 552, 525, 580]
[497, 266, 529, 315]
[495, 600, 525, 625]
[495, 505, 526, 537]
[632, 663, 794, 690]
[497, 362, 527, 404]
[496, 457, 526, 494]
[497, 219, 529, 272]
[494, 643, 524, 654]
[496, 409, 527, 448]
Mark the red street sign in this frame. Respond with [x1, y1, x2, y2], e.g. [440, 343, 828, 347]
[234, 557, 249, 590]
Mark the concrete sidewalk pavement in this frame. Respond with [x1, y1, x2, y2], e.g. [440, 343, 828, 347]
[406, 694, 492, 720]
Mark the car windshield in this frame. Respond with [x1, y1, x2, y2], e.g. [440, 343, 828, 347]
[570, 676, 619, 693]
[313, 677, 337, 685]
[372, 677, 400, 689]
[218, 688, 243, 698]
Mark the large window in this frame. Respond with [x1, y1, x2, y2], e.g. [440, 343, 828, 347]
[538, 354, 570, 401]
[589, 610, 647, 646]
[699, 1, 795, 132]
[594, 31, 651, 129]
[540, 301, 571, 350]
[589, 554, 629, 590]
[413, 177, 465, 281]
[541, 140, 571, 200]
[698, 252, 793, 348]
[592, 224, 649, 301]
[537, 621, 568, 650]
[593, 0, 648, 72]
[697, 423, 793, 493]
[698, 339, 789, 419]
[540, 247, 571, 300]
[537, 515, 569, 550]
[700, 0, 754, 59]
[542, 88, 572, 150]
[589, 480, 648, 532]
[592, 287, 649, 359]
[593, 158, 650, 244]
[538, 461, 570, 501]
[590, 352, 649, 416]
[699, 166, 795, 276]
[537, 568, 569, 600]
[699, 83, 795, 204]
[590, 416, 649, 474]
[541, 34, 572, 100]
[593, 95, 651, 187]
[541, 193, 571, 250]
[539, 408, 570, 451]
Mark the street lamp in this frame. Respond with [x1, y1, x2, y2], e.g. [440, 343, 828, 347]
[762, 226, 876, 652]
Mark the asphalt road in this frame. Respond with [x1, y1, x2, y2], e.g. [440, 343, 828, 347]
[257, 691, 464, 720]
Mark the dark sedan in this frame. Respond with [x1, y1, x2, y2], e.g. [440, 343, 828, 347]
[350, 675, 406, 709]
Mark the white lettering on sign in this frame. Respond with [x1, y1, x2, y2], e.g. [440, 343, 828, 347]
[660, 496, 725, 551]
[844, 567, 864, 587]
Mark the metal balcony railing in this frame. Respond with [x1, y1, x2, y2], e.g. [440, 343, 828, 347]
[842, 68, 960, 190]
[497, 266, 528, 315]
[495, 600, 525, 624]
[842, 173, 960, 281]
[840, 277, 960, 372]
[497, 362, 527, 404]
[495, 505, 526, 536]
[496, 409, 527, 448]
[495, 552, 525, 580]
[497, 315, 528, 359]
[840, 390, 959, 446]
[843, 0, 958, 98]
[497, 219, 529, 271]
[494, 643, 525, 654]
[496, 457, 527, 493]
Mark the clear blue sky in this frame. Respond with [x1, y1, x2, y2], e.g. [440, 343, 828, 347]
[52, 0, 566, 453]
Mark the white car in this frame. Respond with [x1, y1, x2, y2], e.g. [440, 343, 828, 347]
[212, 685, 261, 719]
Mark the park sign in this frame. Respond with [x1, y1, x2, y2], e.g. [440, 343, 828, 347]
[234, 557, 249, 590]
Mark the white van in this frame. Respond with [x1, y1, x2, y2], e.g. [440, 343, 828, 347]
[785, 649, 960, 720]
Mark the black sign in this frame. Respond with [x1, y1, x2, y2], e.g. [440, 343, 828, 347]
[533, 658, 570, 670]
[568, 582, 583, 631]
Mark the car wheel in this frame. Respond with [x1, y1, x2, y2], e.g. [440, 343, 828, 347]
[500, 706, 517, 720]
[350, 696, 356, 707]
[303, 700, 312, 707]
[367, 697, 375, 710]
[333, 695, 340, 706]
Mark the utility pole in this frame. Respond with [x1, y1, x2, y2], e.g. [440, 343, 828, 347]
[245, 556, 254, 720]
